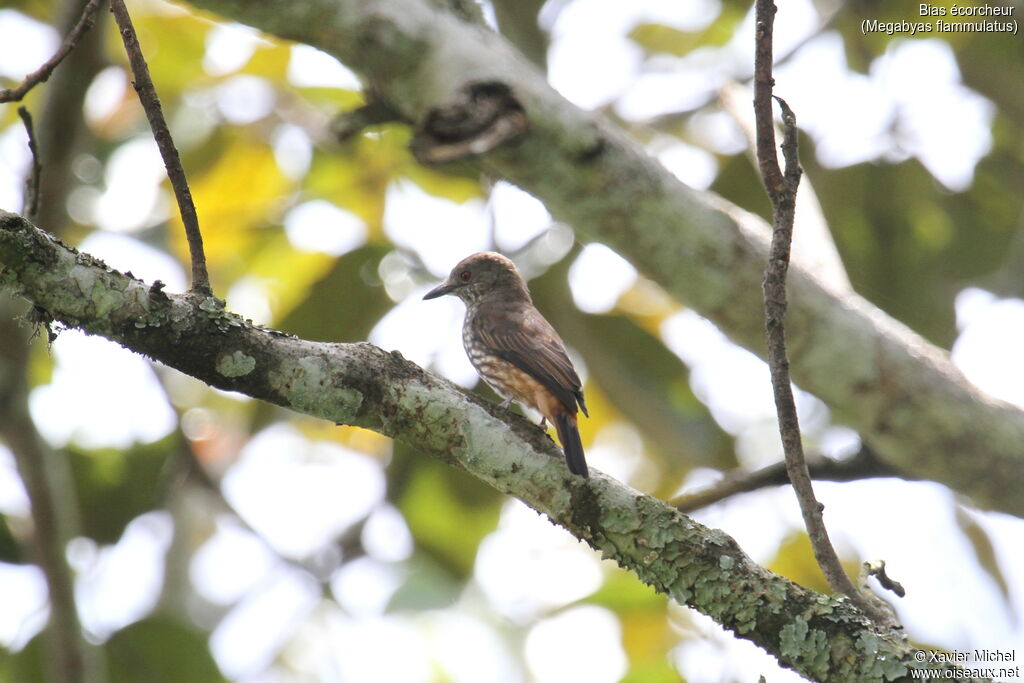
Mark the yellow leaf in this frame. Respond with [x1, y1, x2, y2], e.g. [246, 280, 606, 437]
[767, 533, 861, 594]
[169, 138, 292, 284]
[293, 422, 393, 461]
[126, 13, 213, 97]
[244, 231, 334, 321]
[242, 43, 292, 82]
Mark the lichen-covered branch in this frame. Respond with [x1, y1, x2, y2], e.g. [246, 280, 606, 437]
[182, 0, 1024, 518]
[0, 211, 988, 682]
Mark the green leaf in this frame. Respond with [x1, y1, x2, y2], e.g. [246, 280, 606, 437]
[765, 533, 861, 595]
[955, 506, 1011, 606]
[124, 14, 213, 98]
[591, 570, 677, 683]
[171, 136, 293, 286]
[106, 616, 227, 683]
[240, 43, 292, 82]
[68, 437, 176, 545]
[0, 514, 22, 564]
[627, 8, 744, 57]
[386, 554, 462, 612]
[278, 244, 393, 342]
[394, 454, 502, 579]
[589, 568, 664, 611]
[628, 23, 700, 57]
[1, 616, 225, 683]
[0, 631, 45, 683]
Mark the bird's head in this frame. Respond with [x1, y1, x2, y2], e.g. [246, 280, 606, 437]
[423, 251, 531, 305]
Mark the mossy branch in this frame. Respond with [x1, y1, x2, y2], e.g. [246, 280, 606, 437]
[180, 0, 1024, 518]
[0, 210, 988, 682]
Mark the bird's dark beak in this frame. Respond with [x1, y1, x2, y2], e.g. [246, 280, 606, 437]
[423, 281, 456, 300]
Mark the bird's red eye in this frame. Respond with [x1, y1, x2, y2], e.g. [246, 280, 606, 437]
[459, 270, 472, 282]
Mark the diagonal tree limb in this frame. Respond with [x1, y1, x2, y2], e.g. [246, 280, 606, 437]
[0, 0, 104, 104]
[0, 209, 987, 682]
[178, 0, 1024, 518]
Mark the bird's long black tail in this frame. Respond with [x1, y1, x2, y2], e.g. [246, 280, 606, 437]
[554, 413, 589, 478]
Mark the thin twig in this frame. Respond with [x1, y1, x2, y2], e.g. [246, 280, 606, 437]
[671, 446, 904, 514]
[0, 0, 104, 103]
[752, 0, 895, 626]
[17, 107, 42, 221]
[108, 0, 212, 297]
[753, 0, 784, 198]
[863, 560, 906, 598]
[717, 81, 850, 293]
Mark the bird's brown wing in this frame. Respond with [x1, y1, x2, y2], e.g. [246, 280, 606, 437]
[475, 313, 588, 416]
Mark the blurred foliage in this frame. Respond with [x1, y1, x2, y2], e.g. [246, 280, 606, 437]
[766, 533, 860, 595]
[800, 143, 1022, 346]
[0, 515, 19, 564]
[0, 0, 1020, 680]
[0, 437, 176, 561]
[392, 445, 503, 580]
[954, 506, 1011, 606]
[278, 244, 393, 341]
[105, 617, 227, 683]
[1, 616, 225, 683]
[531, 257, 735, 493]
[591, 571, 679, 682]
[67, 438, 177, 545]
[628, 4, 746, 56]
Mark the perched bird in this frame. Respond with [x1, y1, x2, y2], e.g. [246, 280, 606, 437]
[423, 252, 590, 477]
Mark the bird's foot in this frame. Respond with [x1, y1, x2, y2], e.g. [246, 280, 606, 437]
[537, 419, 555, 443]
[498, 397, 513, 410]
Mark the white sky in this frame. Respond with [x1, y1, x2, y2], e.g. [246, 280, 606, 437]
[0, 1, 1020, 681]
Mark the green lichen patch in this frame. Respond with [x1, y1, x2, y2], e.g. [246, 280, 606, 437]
[273, 354, 363, 424]
[780, 616, 831, 679]
[217, 350, 257, 378]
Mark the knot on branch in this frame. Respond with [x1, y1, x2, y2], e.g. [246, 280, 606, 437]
[410, 81, 528, 164]
[331, 100, 406, 142]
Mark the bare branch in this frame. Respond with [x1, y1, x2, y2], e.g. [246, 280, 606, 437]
[0, 0, 104, 103]
[108, 0, 211, 297]
[717, 81, 850, 293]
[671, 446, 905, 514]
[753, 0, 895, 627]
[17, 107, 42, 221]
[863, 560, 906, 599]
